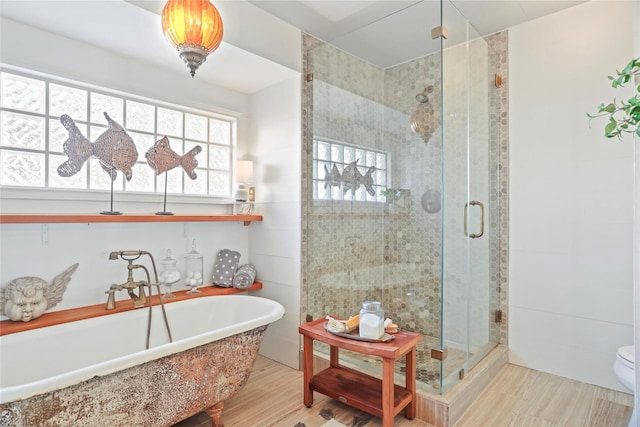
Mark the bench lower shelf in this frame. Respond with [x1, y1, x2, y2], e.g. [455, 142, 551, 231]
[310, 365, 413, 418]
[299, 318, 421, 427]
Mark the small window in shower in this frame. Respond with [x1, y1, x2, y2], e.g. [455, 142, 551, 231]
[313, 137, 387, 202]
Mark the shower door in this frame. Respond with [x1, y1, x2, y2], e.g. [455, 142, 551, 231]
[301, 0, 502, 395]
[439, 0, 501, 393]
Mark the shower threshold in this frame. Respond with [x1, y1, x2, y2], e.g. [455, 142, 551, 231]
[308, 339, 508, 427]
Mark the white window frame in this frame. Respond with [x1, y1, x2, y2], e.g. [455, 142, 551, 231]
[0, 66, 238, 211]
[312, 137, 388, 203]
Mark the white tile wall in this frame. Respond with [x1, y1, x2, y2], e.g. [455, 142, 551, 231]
[247, 77, 302, 369]
[509, 0, 636, 391]
[0, 222, 253, 315]
[0, 11, 303, 372]
[633, 2, 640, 415]
[0, 14, 259, 314]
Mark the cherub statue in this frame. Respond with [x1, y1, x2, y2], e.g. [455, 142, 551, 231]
[0, 263, 79, 322]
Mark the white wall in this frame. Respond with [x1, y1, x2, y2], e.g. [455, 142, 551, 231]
[0, 3, 303, 374]
[509, 0, 636, 391]
[0, 222, 253, 313]
[0, 18, 248, 116]
[0, 17, 252, 315]
[246, 77, 302, 369]
[634, 0, 640, 418]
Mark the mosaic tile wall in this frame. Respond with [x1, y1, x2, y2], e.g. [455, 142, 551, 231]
[300, 29, 510, 388]
[487, 30, 510, 346]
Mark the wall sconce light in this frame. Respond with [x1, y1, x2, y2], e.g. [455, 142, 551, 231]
[161, 0, 224, 78]
[235, 160, 254, 202]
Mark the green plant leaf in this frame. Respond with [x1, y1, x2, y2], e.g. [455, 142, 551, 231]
[604, 119, 617, 136]
[589, 58, 639, 141]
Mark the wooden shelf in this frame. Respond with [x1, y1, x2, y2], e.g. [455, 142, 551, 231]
[0, 213, 262, 226]
[0, 282, 262, 336]
[311, 366, 413, 418]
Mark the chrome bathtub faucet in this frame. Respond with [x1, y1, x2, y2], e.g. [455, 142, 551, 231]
[106, 251, 152, 309]
[105, 250, 173, 348]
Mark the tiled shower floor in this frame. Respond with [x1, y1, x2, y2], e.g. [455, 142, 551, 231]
[313, 333, 471, 392]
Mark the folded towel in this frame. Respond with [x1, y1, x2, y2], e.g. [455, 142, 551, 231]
[233, 264, 256, 289]
[212, 249, 241, 287]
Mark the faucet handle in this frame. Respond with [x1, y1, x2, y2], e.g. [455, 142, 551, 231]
[105, 287, 117, 310]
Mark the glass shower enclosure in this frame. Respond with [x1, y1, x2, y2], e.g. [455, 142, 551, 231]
[302, 0, 504, 394]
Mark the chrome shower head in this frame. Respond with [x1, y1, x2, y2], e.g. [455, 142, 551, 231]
[415, 85, 434, 103]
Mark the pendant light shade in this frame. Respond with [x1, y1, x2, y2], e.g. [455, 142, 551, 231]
[161, 0, 224, 78]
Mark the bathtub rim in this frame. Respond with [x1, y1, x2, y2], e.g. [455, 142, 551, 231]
[0, 294, 284, 404]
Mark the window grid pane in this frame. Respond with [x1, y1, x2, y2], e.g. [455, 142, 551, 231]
[1, 73, 45, 114]
[1, 111, 46, 150]
[209, 119, 230, 145]
[50, 84, 87, 121]
[185, 114, 208, 141]
[91, 93, 124, 124]
[49, 119, 68, 153]
[1, 150, 46, 187]
[157, 107, 183, 137]
[312, 138, 388, 202]
[0, 69, 234, 198]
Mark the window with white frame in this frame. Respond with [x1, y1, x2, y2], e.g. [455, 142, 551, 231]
[313, 137, 387, 202]
[0, 69, 235, 197]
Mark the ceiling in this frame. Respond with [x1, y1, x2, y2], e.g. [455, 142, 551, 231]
[0, 0, 298, 94]
[0, 0, 588, 92]
[249, 0, 588, 68]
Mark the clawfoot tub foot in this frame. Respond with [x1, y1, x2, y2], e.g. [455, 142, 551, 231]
[205, 402, 225, 427]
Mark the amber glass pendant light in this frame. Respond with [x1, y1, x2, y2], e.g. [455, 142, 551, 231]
[161, 0, 224, 77]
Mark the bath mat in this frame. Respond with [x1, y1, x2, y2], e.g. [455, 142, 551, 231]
[321, 420, 348, 427]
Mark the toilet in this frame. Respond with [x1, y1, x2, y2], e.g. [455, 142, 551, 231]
[614, 345, 636, 427]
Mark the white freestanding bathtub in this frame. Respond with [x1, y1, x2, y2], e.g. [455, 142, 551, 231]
[0, 294, 285, 427]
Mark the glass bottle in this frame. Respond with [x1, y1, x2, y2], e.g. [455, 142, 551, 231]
[184, 239, 203, 294]
[359, 301, 384, 339]
[159, 249, 180, 298]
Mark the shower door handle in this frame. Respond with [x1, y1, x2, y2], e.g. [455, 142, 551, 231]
[464, 200, 484, 239]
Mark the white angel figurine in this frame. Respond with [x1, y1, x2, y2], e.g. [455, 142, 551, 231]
[0, 263, 79, 322]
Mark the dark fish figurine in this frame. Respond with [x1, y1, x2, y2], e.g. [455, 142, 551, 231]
[323, 163, 342, 190]
[360, 165, 376, 196]
[145, 136, 202, 179]
[341, 161, 361, 194]
[57, 112, 138, 181]
[323, 159, 376, 196]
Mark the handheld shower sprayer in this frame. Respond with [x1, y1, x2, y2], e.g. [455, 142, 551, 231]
[109, 250, 146, 261]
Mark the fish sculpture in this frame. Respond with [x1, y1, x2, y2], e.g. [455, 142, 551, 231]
[323, 159, 376, 196]
[57, 113, 138, 181]
[323, 164, 342, 190]
[0, 263, 79, 322]
[145, 136, 202, 179]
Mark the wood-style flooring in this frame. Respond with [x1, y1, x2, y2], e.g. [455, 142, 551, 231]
[221, 355, 634, 427]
